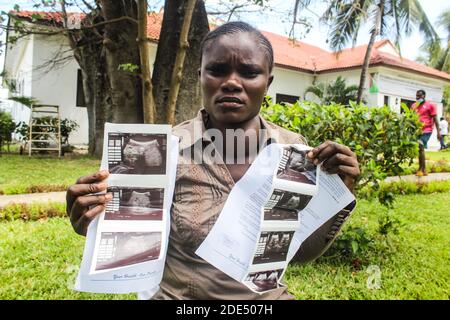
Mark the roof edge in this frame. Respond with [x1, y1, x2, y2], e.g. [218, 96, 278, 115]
[317, 62, 450, 83]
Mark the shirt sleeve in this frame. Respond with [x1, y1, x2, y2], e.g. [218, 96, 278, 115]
[428, 102, 437, 117]
[291, 200, 357, 264]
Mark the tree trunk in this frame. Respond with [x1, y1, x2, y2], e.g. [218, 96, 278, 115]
[356, 29, 376, 104]
[61, 0, 209, 154]
[152, 0, 209, 124]
[357, 0, 384, 104]
[100, 0, 143, 124]
[63, 7, 109, 157]
[166, 0, 197, 124]
[137, 0, 156, 123]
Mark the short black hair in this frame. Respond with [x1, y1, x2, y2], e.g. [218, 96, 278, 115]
[200, 21, 274, 72]
[417, 89, 426, 96]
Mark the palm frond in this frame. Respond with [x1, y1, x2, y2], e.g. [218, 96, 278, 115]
[407, 0, 439, 42]
[322, 0, 372, 52]
[304, 83, 325, 101]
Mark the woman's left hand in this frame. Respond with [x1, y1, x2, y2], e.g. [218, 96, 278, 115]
[307, 141, 360, 192]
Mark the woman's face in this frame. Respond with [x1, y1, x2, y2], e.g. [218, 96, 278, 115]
[200, 32, 273, 127]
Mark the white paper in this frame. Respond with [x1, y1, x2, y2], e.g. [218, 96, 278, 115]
[196, 143, 356, 294]
[75, 123, 178, 294]
[286, 171, 356, 262]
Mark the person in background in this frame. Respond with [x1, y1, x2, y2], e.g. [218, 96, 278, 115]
[411, 90, 441, 176]
[439, 117, 448, 150]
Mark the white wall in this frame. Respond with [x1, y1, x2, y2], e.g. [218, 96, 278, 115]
[316, 68, 379, 105]
[316, 69, 362, 87]
[28, 39, 159, 146]
[267, 66, 313, 102]
[4, 31, 34, 126]
[4, 38, 158, 146]
[31, 34, 87, 145]
[5, 31, 449, 150]
[149, 42, 158, 72]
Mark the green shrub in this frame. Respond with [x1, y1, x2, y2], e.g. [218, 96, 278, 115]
[377, 211, 403, 236]
[0, 202, 66, 222]
[378, 180, 450, 196]
[261, 100, 422, 206]
[304, 76, 359, 106]
[331, 226, 374, 257]
[15, 117, 79, 154]
[0, 110, 16, 153]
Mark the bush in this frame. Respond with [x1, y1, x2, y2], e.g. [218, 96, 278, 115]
[261, 100, 422, 206]
[15, 117, 79, 154]
[304, 76, 359, 106]
[0, 202, 66, 222]
[0, 110, 16, 153]
[331, 225, 374, 258]
[378, 179, 450, 196]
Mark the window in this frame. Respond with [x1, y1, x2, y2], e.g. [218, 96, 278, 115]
[384, 95, 389, 107]
[76, 69, 85, 107]
[276, 94, 299, 105]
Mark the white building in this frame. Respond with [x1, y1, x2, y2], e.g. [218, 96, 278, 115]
[3, 11, 450, 149]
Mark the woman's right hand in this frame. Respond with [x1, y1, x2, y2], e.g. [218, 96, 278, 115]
[66, 170, 112, 236]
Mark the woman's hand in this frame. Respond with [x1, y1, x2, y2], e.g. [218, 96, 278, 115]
[66, 170, 111, 236]
[307, 141, 360, 192]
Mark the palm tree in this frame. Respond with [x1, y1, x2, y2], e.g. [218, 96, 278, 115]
[416, 9, 450, 113]
[318, 0, 440, 104]
[417, 9, 449, 73]
[304, 76, 359, 105]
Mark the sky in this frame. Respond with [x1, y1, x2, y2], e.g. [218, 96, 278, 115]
[0, 0, 449, 80]
[235, 0, 450, 61]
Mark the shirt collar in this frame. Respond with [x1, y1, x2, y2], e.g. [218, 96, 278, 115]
[174, 108, 279, 151]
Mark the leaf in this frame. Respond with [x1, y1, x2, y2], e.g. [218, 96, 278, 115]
[351, 240, 359, 254]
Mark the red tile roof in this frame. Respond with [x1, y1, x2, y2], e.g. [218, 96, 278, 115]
[261, 31, 326, 72]
[146, 12, 163, 41]
[11, 10, 84, 25]
[11, 11, 450, 82]
[312, 40, 450, 81]
[14, 10, 163, 40]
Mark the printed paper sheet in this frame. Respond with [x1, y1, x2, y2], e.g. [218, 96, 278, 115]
[75, 123, 178, 294]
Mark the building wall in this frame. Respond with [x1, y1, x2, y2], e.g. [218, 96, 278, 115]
[5, 33, 449, 150]
[4, 31, 34, 125]
[315, 69, 362, 87]
[31, 33, 88, 145]
[267, 66, 313, 102]
[317, 68, 383, 107]
[30, 39, 158, 146]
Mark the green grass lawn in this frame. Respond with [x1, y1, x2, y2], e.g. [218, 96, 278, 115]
[286, 192, 450, 299]
[0, 149, 447, 196]
[0, 154, 100, 195]
[425, 148, 450, 162]
[0, 192, 448, 299]
[0, 218, 134, 300]
[385, 150, 450, 177]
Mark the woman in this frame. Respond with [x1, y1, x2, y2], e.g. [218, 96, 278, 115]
[66, 22, 360, 299]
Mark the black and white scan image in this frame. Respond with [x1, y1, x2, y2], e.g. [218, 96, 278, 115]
[105, 187, 164, 221]
[264, 189, 313, 220]
[244, 269, 284, 292]
[252, 231, 294, 264]
[95, 232, 161, 271]
[108, 133, 167, 175]
[277, 146, 317, 185]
